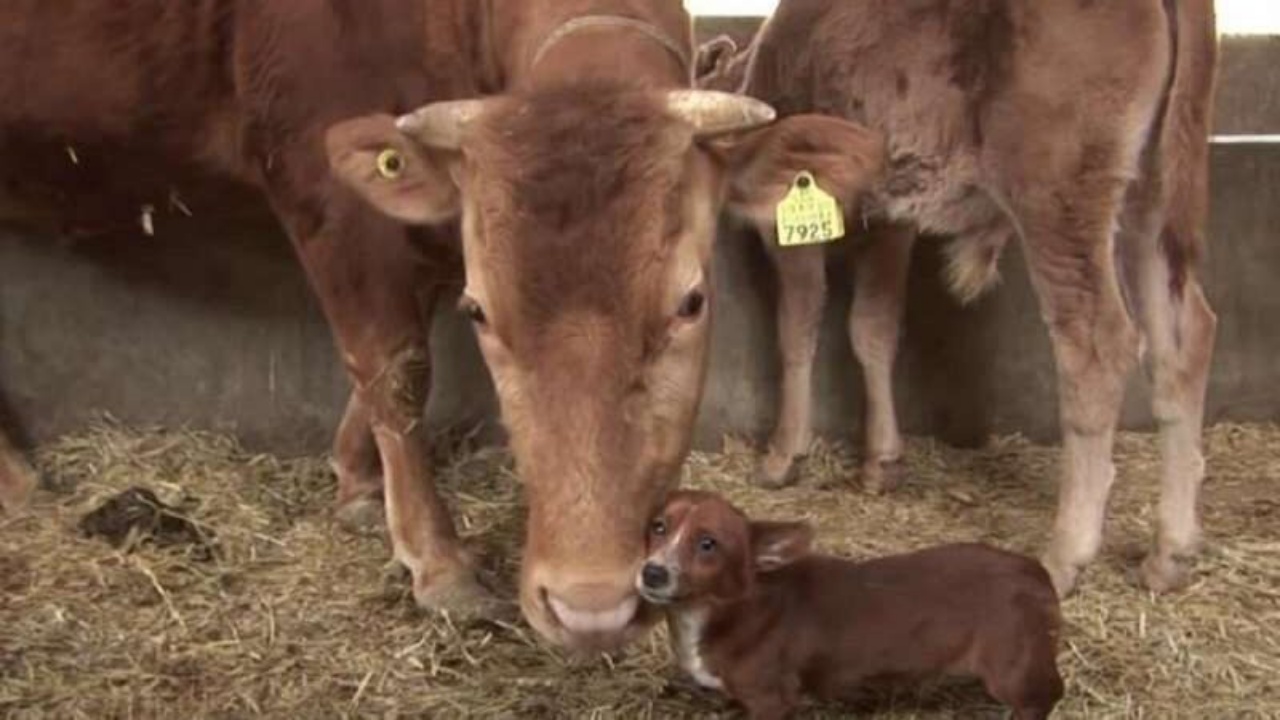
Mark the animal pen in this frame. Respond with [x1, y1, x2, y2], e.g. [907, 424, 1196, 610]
[2, 12, 1279, 720]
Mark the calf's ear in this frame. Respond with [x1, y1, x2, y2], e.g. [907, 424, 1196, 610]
[325, 114, 461, 225]
[713, 114, 886, 234]
[750, 521, 814, 572]
[695, 35, 738, 80]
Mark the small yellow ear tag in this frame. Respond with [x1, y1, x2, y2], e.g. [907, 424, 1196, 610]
[775, 171, 845, 247]
[376, 148, 405, 180]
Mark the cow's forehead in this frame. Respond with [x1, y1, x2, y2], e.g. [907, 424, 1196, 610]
[462, 84, 701, 340]
[467, 82, 692, 220]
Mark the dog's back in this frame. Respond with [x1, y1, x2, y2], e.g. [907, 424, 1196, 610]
[751, 543, 1063, 717]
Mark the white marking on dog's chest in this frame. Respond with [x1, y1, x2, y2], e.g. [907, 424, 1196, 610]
[671, 610, 723, 690]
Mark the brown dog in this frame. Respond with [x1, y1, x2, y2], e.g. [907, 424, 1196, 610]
[637, 491, 1064, 719]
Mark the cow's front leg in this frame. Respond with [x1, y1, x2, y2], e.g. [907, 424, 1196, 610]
[354, 343, 495, 613]
[757, 240, 827, 489]
[331, 390, 386, 536]
[848, 223, 915, 493]
[0, 430, 37, 512]
[276, 182, 499, 616]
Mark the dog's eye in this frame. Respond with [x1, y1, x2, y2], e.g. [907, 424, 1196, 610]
[698, 535, 717, 553]
[650, 518, 667, 536]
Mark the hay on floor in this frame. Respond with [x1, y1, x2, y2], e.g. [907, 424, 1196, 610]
[1, 420, 1277, 718]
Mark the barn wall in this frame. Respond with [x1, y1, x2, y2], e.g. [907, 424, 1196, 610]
[1, 29, 1277, 456]
[1215, 35, 1280, 135]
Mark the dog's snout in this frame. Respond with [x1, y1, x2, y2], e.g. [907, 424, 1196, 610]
[641, 562, 671, 590]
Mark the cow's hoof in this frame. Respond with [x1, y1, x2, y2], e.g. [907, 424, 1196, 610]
[334, 495, 386, 537]
[754, 452, 801, 490]
[861, 459, 905, 495]
[1040, 555, 1082, 599]
[1139, 553, 1194, 594]
[0, 454, 38, 514]
[415, 570, 514, 623]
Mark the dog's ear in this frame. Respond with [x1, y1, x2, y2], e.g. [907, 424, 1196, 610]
[749, 521, 814, 572]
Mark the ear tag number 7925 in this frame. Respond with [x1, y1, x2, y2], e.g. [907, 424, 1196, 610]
[775, 171, 846, 247]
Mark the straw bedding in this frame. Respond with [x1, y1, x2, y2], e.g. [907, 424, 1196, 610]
[1, 420, 1276, 718]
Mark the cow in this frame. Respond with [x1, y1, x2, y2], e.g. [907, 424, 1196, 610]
[0, 1, 882, 650]
[696, 0, 1219, 598]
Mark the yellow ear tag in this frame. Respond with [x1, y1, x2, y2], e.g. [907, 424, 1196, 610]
[775, 171, 845, 247]
[376, 148, 405, 180]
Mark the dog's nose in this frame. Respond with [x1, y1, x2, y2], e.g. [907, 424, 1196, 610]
[641, 562, 670, 590]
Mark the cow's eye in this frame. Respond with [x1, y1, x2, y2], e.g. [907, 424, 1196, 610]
[459, 297, 487, 326]
[677, 289, 706, 320]
[650, 518, 667, 536]
[697, 535, 717, 553]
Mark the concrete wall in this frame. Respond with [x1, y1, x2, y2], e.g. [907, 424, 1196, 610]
[0, 200, 495, 455]
[1215, 35, 1280, 135]
[1, 32, 1278, 455]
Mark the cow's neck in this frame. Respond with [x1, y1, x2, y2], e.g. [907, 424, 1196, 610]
[488, 0, 693, 91]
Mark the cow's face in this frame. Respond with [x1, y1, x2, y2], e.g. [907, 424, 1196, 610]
[327, 85, 884, 651]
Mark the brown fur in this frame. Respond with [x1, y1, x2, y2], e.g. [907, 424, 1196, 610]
[703, 0, 1220, 596]
[640, 491, 1064, 720]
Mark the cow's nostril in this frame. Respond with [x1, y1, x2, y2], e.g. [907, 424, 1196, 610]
[641, 562, 670, 590]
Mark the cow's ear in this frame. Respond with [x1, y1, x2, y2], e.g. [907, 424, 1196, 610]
[712, 114, 886, 233]
[749, 520, 813, 572]
[325, 114, 461, 225]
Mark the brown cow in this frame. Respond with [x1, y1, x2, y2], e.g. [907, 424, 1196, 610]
[697, 0, 1220, 598]
[0, 1, 881, 650]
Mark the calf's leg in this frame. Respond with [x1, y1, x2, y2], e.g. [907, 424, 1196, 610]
[848, 223, 915, 493]
[1003, 173, 1139, 597]
[0, 429, 36, 512]
[1124, 206, 1216, 591]
[1141, 278, 1214, 591]
[757, 239, 826, 489]
[1115, 77, 1219, 591]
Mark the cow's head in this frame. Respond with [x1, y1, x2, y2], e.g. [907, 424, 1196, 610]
[326, 83, 883, 651]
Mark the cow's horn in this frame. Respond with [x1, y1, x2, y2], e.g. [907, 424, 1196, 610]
[664, 90, 776, 138]
[396, 99, 489, 150]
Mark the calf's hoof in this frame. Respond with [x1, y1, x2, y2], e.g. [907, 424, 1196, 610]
[415, 570, 514, 623]
[754, 452, 801, 490]
[1040, 554, 1082, 599]
[1139, 553, 1194, 594]
[334, 495, 386, 537]
[861, 459, 905, 495]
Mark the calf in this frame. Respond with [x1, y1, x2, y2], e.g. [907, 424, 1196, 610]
[698, 0, 1220, 597]
[639, 491, 1064, 720]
